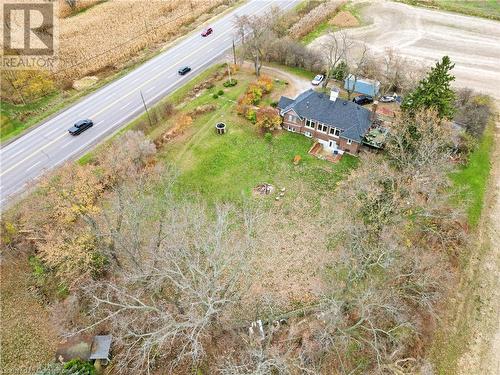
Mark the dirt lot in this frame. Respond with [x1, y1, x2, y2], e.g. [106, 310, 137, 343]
[312, 0, 500, 99]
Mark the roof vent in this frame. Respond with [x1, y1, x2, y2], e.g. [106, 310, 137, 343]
[343, 101, 347, 105]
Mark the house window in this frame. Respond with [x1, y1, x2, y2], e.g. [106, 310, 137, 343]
[304, 131, 312, 138]
[317, 124, 328, 133]
[346, 139, 352, 145]
[288, 114, 297, 123]
[329, 127, 340, 137]
[305, 119, 315, 129]
[287, 125, 295, 133]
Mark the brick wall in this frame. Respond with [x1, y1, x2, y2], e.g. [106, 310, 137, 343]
[281, 111, 361, 154]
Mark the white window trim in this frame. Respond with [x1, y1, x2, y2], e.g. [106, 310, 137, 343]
[305, 119, 315, 129]
[346, 139, 352, 145]
[304, 131, 312, 138]
[329, 127, 340, 138]
[317, 123, 328, 133]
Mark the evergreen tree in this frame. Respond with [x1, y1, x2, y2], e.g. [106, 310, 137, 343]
[401, 56, 456, 119]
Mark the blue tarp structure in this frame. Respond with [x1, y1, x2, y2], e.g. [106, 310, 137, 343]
[344, 74, 380, 96]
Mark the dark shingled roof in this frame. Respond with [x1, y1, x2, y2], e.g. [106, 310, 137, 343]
[278, 89, 372, 142]
[277, 96, 294, 109]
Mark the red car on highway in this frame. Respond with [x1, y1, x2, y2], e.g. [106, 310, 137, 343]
[201, 27, 213, 37]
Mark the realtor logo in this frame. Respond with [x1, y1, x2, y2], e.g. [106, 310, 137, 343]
[1, 1, 58, 69]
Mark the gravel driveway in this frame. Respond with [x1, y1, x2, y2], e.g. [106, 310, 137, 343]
[312, 0, 500, 98]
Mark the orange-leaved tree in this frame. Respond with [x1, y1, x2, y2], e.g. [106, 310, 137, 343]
[255, 107, 282, 132]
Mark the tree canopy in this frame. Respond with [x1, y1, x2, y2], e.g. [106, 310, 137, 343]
[401, 56, 456, 119]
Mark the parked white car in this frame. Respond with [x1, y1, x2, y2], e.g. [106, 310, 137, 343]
[380, 94, 397, 103]
[311, 74, 324, 86]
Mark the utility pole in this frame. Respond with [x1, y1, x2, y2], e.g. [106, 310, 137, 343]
[227, 60, 232, 83]
[232, 39, 237, 65]
[140, 90, 153, 127]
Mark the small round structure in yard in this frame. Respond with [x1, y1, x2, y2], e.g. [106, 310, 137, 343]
[215, 122, 226, 135]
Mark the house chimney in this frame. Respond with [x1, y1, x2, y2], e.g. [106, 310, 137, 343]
[371, 100, 378, 122]
[330, 87, 340, 102]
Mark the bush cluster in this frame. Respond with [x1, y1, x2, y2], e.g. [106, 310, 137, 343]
[223, 79, 238, 87]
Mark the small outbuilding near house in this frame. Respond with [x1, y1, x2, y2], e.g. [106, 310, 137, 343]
[344, 74, 380, 97]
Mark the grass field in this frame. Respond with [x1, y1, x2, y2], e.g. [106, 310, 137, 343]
[1, 93, 61, 142]
[155, 68, 357, 203]
[398, 0, 500, 20]
[451, 122, 494, 226]
[432, 120, 496, 374]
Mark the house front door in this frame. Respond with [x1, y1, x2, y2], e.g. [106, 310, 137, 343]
[328, 140, 337, 150]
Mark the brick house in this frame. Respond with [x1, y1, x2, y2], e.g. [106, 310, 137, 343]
[277, 88, 374, 154]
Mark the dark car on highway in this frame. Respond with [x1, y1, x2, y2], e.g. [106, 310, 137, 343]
[352, 95, 374, 106]
[178, 66, 191, 75]
[68, 119, 93, 135]
[201, 27, 213, 37]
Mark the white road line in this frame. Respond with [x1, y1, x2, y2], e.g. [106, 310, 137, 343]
[26, 161, 42, 172]
[145, 86, 157, 94]
[64, 111, 142, 160]
[119, 102, 131, 110]
[0, 132, 68, 177]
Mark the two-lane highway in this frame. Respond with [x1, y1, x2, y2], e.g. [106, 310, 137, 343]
[0, 0, 299, 208]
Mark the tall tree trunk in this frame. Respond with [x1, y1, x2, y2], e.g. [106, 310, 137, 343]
[254, 54, 261, 77]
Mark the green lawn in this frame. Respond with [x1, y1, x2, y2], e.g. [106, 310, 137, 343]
[169, 120, 357, 203]
[1, 92, 63, 142]
[451, 123, 494, 226]
[79, 63, 359, 203]
[78, 64, 226, 165]
[301, 21, 333, 44]
[267, 63, 317, 80]
[157, 69, 358, 203]
[398, 0, 500, 20]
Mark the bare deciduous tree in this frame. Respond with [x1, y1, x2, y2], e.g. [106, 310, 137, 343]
[320, 30, 352, 87]
[345, 43, 369, 99]
[234, 13, 274, 77]
[77, 176, 257, 374]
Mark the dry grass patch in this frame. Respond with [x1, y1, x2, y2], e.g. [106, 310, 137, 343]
[0, 254, 58, 374]
[289, 0, 345, 40]
[57, 0, 234, 80]
[330, 10, 359, 28]
[246, 193, 335, 311]
[58, 0, 104, 18]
